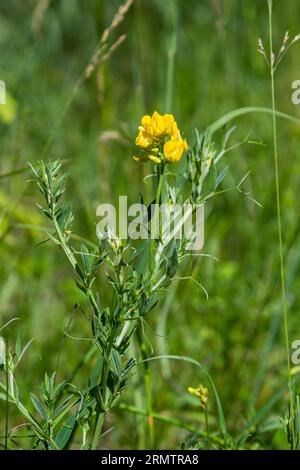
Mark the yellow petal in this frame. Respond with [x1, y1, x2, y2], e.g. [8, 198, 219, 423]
[187, 386, 200, 397]
[144, 122, 155, 138]
[135, 129, 151, 148]
[133, 154, 148, 163]
[171, 123, 181, 139]
[148, 154, 161, 164]
[183, 139, 188, 152]
[163, 114, 177, 136]
[141, 114, 152, 127]
[152, 111, 166, 136]
[164, 139, 186, 163]
[152, 110, 163, 123]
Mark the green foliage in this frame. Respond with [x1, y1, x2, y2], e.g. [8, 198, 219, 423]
[1, 0, 300, 450]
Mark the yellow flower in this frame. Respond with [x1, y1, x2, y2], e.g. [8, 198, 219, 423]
[164, 139, 189, 163]
[187, 384, 208, 409]
[134, 111, 188, 164]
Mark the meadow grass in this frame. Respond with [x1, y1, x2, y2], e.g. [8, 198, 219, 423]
[1, 0, 300, 450]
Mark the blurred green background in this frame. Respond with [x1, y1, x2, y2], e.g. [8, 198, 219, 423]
[1, 0, 300, 449]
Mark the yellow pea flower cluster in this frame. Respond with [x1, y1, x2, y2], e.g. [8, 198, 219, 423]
[134, 111, 188, 164]
[187, 384, 208, 410]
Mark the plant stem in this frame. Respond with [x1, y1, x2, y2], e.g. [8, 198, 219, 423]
[52, 213, 110, 450]
[145, 366, 154, 447]
[136, 325, 154, 449]
[268, 0, 294, 446]
[92, 413, 105, 450]
[91, 322, 119, 449]
[205, 408, 209, 441]
[165, 0, 178, 112]
[52, 218, 77, 270]
[150, 164, 165, 272]
[118, 403, 224, 446]
[52, 216, 102, 317]
[4, 343, 9, 450]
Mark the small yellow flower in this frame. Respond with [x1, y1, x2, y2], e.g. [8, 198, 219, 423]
[134, 111, 188, 164]
[187, 384, 208, 409]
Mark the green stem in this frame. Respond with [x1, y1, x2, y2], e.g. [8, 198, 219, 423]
[87, 288, 101, 317]
[145, 367, 154, 448]
[91, 322, 119, 449]
[2, 382, 60, 449]
[52, 216, 101, 317]
[150, 164, 165, 272]
[91, 413, 105, 450]
[118, 403, 224, 446]
[53, 214, 109, 450]
[268, 0, 294, 447]
[205, 407, 209, 441]
[102, 334, 115, 404]
[4, 344, 9, 450]
[52, 218, 77, 270]
[136, 325, 154, 449]
[164, 0, 178, 112]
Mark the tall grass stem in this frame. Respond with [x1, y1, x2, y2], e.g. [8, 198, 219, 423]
[268, 0, 294, 446]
